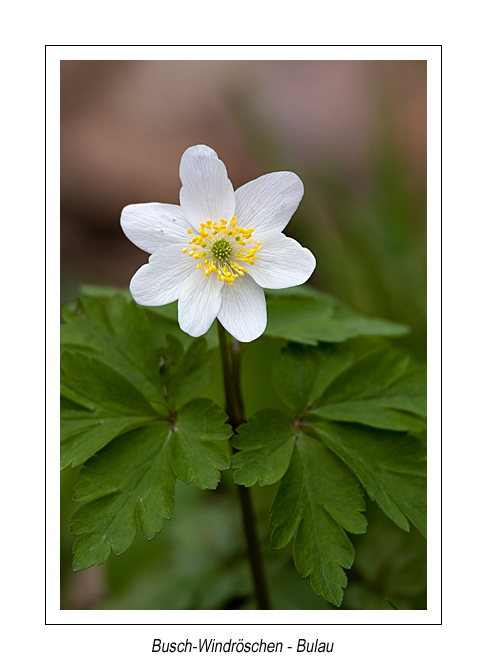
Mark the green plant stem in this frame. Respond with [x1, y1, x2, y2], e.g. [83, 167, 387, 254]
[217, 321, 271, 610]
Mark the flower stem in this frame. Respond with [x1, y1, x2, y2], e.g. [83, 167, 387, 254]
[217, 321, 271, 610]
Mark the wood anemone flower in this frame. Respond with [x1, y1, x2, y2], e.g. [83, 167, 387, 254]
[121, 144, 316, 342]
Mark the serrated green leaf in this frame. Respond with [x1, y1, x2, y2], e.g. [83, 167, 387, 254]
[378, 367, 427, 417]
[231, 409, 296, 487]
[61, 406, 156, 470]
[60, 353, 161, 468]
[61, 351, 159, 416]
[310, 347, 426, 431]
[62, 295, 216, 410]
[272, 343, 354, 415]
[159, 336, 214, 410]
[72, 284, 408, 349]
[61, 292, 232, 570]
[317, 348, 409, 405]
[61, 294, 166, 405]
[264, 286, 409, 344]
[312, 421, 426, 536]
[231, 409, 366, 606]
[61, 292, 220, 469]
[314, 404, 426, 432]
[274, 342, 426, 432]
[169, 399, 232, 489]
[270, 432, 366, 607]
[77, 286, 199, 348]
[71, 423, 176, 570]
[233, 340, 426, 604]
[71, 398, 232, 571]
[146, 306, 220, 350]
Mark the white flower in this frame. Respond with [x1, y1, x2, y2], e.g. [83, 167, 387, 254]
[121, 145, 316, 342]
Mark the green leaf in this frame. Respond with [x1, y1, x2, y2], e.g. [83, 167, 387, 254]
[169, 399, 232, 489]
[272, 343, 354, 415]
[61, 292, 219, 469]
[61, 294, 232, 566]
[60, 353, 160, 469]
[73, 284, 408, 349]
[377, 367, 427, 417]
[61, 396, 157, 470]
[71, 400, 232, 571]
[146, 304, 220, 350]
[71, 424, 176, 570]
[159, 335, 214, 411]
[273, 342, 426, 432]
[62, 294, 216, 409]
[61, 294, 165, 405]
[231, 341, 427, 605]
[61, 351, 159, 416]
[78, 286, 220, 350]
[270, 431, 366, 607]
[312, 348, 426, 432]
[317, 347, 409, 405]
[312, 421, 426, 536]
[231, 409, 296, 486]
[231, 410, 366, 606]
[313, 404, 425, 433]
[264, 286, 409, 344]
[272, 342, 426, 534]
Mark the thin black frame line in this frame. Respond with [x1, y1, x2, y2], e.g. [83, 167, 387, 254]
[49, 44, 440, 625]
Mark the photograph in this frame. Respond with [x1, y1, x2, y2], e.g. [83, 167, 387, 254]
[59, 58, 427, 612]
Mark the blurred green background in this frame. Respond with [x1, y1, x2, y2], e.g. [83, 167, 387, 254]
[60, 60, 426, 610]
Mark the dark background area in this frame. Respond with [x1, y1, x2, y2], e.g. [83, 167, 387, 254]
[60, 60, 427, 610]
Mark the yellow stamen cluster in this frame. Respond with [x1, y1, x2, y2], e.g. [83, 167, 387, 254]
[182, 216, 262, 286]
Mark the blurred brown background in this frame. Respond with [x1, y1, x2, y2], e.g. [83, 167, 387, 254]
[61, 61, 426, 350]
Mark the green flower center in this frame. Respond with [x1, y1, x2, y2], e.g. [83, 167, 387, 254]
[181, 217, 262, 286]
[211, 238, 232, 261]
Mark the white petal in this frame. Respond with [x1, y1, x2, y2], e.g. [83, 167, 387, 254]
[217, 275, 267, 342]
[121, 203, 188, 253]
[235, 172, 304, 234]
[178, 269, 223, 337]
[246, 232, 316, 289]
[179, 145, 235, 228]
[129, 244, 195, 306]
